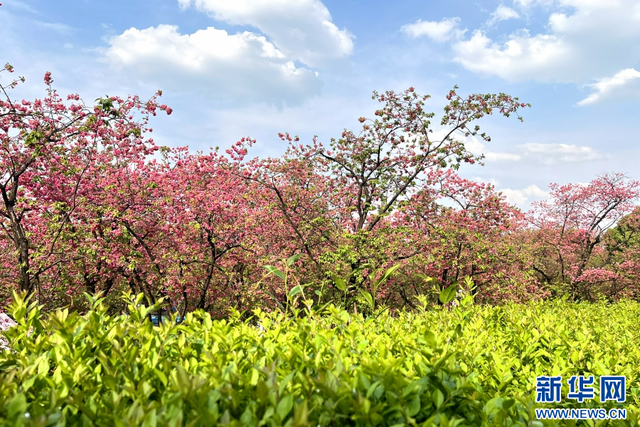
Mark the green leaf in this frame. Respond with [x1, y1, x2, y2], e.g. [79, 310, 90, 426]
[376, 264, 401, 287]
[424, 331, 436, 347]
[276, 393, 294, 421]
[460, 294, 474, 307]
[256, 380, 270, 401]
[263, 265, 285, 280]
[286, 253, 302, 267]
[288, 285, 303, 298]
[249, 368, 259, 386]
[360, 290, 374, 310]
[333, 276, 347, 291]
[7, 393, 26, 418]
[418, 274, 435, 283]
[351, 263, 371, 276]
[219, 410, 231, 425]
[571, 351, 580, 363]
[439, 282, 458, 304]
[484, 396, 504, 415]
[293, 400, 309, 425]
[279, 372, 294, 396]
[366, 381, 380, 399]
[154, 368, 168, 387]
[502, 398, 515, 410]
[174, 365, 191, 392]
[406, 395, 421, 417]
[432, 389, 444, 409]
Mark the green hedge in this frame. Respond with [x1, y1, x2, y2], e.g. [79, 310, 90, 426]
[0, 294, 638, 426]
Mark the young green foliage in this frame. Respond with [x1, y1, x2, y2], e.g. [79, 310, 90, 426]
[1, 293, 639, 426]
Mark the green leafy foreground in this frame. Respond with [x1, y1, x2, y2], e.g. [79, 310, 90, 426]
[0, 294, 638, 426]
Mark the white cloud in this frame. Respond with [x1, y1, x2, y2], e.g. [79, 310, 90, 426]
[4, 1, 38, 14]
[102, 25, 322, 106]
[463, 136, 600, 165]
[486, 5, 520, 27]
[518, 143, 600, 163]
[464, 136, 522, 162]
[513, 0, 555, 7]
[485, 151, 522, 162]
[401, 18, 464, 42]
[577, 68, 640, 106]
[499, 185, 548, 206]
[101, 0, 354, 106]
[35, 21, 74, 35]
[452, 29, 571, 82]
[177, 0, 353, 68]
[452, 0, 640, 83]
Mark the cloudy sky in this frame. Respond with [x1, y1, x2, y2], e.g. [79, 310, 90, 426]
[1, 0, 639, 207]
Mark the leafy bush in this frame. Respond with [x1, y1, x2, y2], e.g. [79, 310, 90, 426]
[0, 293, 638, 426]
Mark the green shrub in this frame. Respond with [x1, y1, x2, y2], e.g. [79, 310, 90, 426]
[0, 293, 638, 426]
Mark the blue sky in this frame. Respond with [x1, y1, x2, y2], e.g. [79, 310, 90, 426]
[1, 0, 639, 207]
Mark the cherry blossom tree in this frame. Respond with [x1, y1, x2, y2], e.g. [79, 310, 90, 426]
[527, 173, 640, 300]
[13, 62, 640, 313]
[252, 86, 530, 305]
[393, 169, 542, 306]
[0, 64, 170, 307]
[595, 206, 640, 299]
